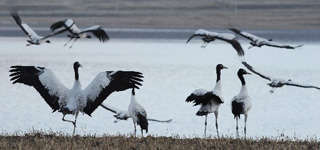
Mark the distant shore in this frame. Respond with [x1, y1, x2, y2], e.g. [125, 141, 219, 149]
[1, 27, 319, 42]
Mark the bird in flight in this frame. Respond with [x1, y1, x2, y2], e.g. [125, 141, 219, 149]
[50, 19, 109, 48]
[229, 28, 303, 49]
[241, 60, 320, 93]
[187, 29, 245, 57]
[10, 8, 61, 46]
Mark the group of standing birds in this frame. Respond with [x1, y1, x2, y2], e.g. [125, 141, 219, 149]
[185, 28, 320, 137]
[186, 64, 252, 137]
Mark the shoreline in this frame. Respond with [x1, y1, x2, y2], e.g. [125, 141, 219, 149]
[1, 27, 319, 42]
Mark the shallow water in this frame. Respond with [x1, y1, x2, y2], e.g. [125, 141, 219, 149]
[0, 38, 319, 139]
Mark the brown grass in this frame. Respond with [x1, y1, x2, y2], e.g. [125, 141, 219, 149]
[0, 130, 319, 150]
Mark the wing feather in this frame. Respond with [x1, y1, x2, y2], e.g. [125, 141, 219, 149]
[186, 89, 222, 106]
[188, 29, 245, 56]
[81, 25, 109, 42]
[9, 66, 69, 112]
[10, 8, 39, 40]
[264, 41, 302, 49]
[229, 28, 257, 42]
[284, 81, 320, 90]
[83, 71, 143, 116]
[241, 61, 272, 81]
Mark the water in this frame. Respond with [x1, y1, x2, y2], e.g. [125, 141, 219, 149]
[0, 37, 319, 139]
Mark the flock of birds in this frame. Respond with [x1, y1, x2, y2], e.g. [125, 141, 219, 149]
[8, 8, 320, 137]
[10, 9, 109, 48]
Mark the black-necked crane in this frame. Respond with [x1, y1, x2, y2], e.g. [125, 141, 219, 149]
[128, 88, 148, 137]
[10, 8, 58, 46]
[229, 28, 303, 49]
[50, 19, 109, 48]
[231, 68, 252, 136]
[241, 60, 320, 93]
[186, 64, 227, 137]
[187, 29, 245, 57]
[9, 62, 143, 134]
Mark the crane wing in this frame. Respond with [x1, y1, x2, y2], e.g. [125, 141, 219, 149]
[10, 8, 40, 40]
[83, 71, 143, 116]
[186, 29, 216, 43]
[229, 28, 258, 42]
[9, 66, 69, 112]
[186, 89, 222, 106]
[81, 25, 109, 42]
[264, 41, 303, 49]
[241, 61, 272, 81]
[187, 29, 245, 56]
[284, 81, 320, 90]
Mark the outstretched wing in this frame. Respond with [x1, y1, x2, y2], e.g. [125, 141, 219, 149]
[10, 8, 40, 40]
[229, 28, 258, 42]
[284, 81, 320, 90]
[241, 61, 272, 81]
[186, 34, 207, 43]
[9, 66, 69, 112]
[81, 25, 109, 42]
[83, 71, 143, 116]
[214, 35, 245, 57]
[186, 89, 222, 106]
[186, 29, 217, 43]
[264, 41, 303, 49]
[51, 19, 74, 31]
[188, 29, 245, 56]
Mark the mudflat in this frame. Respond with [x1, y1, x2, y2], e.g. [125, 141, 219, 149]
[0, 0, 319, 30]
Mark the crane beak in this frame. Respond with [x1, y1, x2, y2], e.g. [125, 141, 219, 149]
[223, 66, 228, 69]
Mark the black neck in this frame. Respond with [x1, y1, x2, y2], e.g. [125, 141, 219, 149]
[74, 67, 79, 80]
[238, 73, 246, 85]
[216, 68, 221, 83]
[132, 88, 135, 95]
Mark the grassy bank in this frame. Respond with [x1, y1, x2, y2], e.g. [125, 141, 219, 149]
[0, 131, 319, 150]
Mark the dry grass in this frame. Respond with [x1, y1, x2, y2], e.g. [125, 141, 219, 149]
[0, 130, 319, 150]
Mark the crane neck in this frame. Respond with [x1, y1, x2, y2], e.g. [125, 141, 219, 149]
[74, 67, 79, 80]
[238, 73, 246, 85]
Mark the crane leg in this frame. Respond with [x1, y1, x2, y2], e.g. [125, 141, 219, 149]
[64, 37, 74, 46]
[141, 129, 143, 137]
[69, 38, 78, 49]
[270, 87, 277, 93]
[244, 113, 248, 137]
[236, 116, 239, 138]
[214, 111, 219, 138]
[133, 123, 137, 137]
[204, 114, 208, 137]
[62, 115, 76, 134]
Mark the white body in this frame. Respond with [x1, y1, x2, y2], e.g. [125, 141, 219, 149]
[231, 85, 252, 114]
[128, 94, 147, 123]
